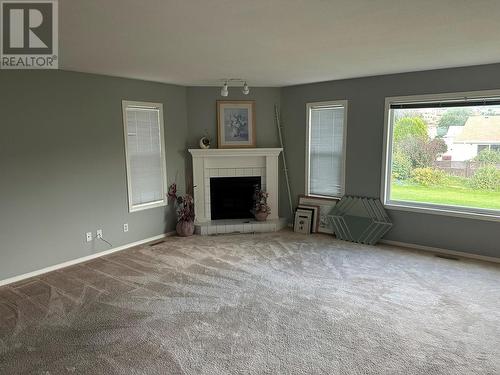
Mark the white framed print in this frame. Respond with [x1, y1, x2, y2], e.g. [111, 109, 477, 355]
[217, 101, 256, 148]
[298, 204, 320, 233]
[298, 195, 340, 234]
[294, 209, 312, 234]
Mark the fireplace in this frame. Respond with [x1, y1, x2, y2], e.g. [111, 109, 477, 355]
[210, 176, 261, 220]
[189, 148, 284, 234]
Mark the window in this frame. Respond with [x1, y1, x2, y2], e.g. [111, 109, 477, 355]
[306, 100, 347, 198]
[382, 91, 500, 221]
[122, 101, 168, 212]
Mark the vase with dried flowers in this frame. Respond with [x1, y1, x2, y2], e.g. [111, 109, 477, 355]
[253, 188, 270, 221]
[168, 183, 195, 236]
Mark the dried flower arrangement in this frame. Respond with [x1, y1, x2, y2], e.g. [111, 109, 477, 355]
[253, 188, 270, 221]
[168, 183, 195, 223]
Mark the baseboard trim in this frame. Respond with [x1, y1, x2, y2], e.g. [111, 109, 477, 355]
[380, 239, 500, 264]
[0, 231, 176, 287]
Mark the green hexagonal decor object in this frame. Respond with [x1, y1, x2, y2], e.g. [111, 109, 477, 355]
[328, 196, 392, 245]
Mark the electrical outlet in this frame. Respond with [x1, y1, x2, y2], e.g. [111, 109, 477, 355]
[97, 229, 103, 239]
[86, 232, 92, 242]
[123, 223, 129, 232]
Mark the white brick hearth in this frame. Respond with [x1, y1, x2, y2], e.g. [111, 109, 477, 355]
[189, 148, 286, 235]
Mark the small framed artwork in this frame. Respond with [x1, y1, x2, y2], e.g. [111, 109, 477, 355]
[298, 195, 340, 234]
[296, 207, 314, 233]
[217, 100, 256, 148]
[298, 204, 320, 233]
[294, 209, 312, 234]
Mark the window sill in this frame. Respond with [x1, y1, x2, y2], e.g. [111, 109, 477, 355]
[306, 193, 343, 200]
[129, 200, 167, 213]
[384, 201, 500, 223]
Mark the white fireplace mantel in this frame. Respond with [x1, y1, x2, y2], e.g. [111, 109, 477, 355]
[189, 148, 283, 158]
[189, 148, 283, 223]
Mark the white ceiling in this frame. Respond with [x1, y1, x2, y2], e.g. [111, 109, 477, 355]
[59, 0, 500, 87]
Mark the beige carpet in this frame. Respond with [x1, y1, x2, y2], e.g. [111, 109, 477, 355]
[1, 230, 499, 374]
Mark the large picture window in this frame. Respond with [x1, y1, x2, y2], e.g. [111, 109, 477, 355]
[122, 101, 168, 212]
[382, 91, 500, 220]
[306, 100, 347, 198]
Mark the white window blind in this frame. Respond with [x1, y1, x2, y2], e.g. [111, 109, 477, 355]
[307, 102, 346, 198]
[122, 101, 167, 212]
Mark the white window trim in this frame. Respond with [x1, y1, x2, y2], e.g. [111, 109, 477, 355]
[381, 89, 500, 223]
[305, 100, 348, 199]
[122, 100, 168, 213]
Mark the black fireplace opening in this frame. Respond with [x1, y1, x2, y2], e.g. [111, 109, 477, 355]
[210, 176, 261, 220]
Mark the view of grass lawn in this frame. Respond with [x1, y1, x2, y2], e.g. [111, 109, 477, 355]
[391, 182, 500, 210]
[388, 109, 500, 213]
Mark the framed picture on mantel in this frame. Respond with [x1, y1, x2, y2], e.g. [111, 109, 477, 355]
[217, 100, 256, 148]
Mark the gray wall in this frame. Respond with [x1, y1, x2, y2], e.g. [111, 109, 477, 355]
[186, 87, 290, 217]
[1, 64, 499, 281]
[0, 70, 188, 280]
[281, 63, 500, 258]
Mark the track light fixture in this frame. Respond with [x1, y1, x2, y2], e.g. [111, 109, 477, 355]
[219, 79, 250, 96]
[220, 81, 229, 97]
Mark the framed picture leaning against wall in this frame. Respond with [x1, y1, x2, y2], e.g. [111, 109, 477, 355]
[298, 195, 340, 234]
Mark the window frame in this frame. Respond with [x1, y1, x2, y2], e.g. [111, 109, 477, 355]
[305, 100, 348, 199]
[122, 100, 168, 213]
[381, 90, 500, 223]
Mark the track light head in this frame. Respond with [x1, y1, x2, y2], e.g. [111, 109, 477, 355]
[242, 81, 250, 95]
[220, 82, 229, 97]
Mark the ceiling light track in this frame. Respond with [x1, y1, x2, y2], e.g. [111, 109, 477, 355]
[220, 78, 250, 97]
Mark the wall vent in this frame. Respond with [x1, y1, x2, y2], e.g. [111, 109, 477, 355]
[149, 240, 166, 247]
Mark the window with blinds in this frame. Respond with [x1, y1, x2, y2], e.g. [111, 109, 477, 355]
[122, 101, 167, 212]
[306, 101, 347, 198]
